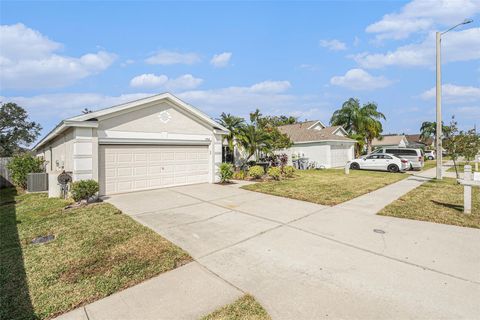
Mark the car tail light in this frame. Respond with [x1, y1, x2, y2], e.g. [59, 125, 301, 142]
[419, 156, 423, 162]
[401, 159, 408, 164]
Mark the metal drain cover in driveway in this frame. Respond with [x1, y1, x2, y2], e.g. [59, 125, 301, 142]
[373, 229, 386, 234]
[31, 234, 55, 244]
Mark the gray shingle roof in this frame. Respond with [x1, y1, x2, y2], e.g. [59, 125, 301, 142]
[278, 121, 355, 143]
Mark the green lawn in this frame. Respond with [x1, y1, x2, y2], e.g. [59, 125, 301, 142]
[201, 295, 271, 320]
[421, 160, 436, 171]
[379, 178, 479, 228]
[0, 188, 192, 320]
[447, 162, 479, 173]
[242, 169, 407, 206]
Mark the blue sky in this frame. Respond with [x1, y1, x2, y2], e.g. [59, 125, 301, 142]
[1, 0, 479, 140]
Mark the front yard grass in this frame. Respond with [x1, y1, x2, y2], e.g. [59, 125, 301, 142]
[0, 188, 192, 320]
[242, 169, 407, 206]
[421, 160, 436, 171]
[201, 294, 271, 320]
[379, 178, 479, 228]
[447, 162, 479, 173]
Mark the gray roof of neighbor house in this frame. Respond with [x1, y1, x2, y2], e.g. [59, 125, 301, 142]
[372, 135, 407, 146]
[405, 134, 433, 146]
[277, 121, 355, 143]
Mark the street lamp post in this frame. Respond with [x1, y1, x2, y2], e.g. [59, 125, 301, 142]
[435, 19, 473, 180]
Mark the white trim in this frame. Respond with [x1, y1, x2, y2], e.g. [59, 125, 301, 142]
[294, 139, 356, 144]
[33, 93, 227, 151]
[68, 93, 228, 132]
[33, 120, 99, 151]
[98, 138, 212, 145]
[332, 126, 349, 136]
[307, 120, 327, 130]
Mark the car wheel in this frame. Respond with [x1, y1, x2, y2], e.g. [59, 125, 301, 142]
[388, 164, 400, 173]
[350, 162, 360, 170]
[428, 156, 434, 160]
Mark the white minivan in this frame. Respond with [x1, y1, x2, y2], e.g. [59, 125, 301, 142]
[372, 148, 424, 170]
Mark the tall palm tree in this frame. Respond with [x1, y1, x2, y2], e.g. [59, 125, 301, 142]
[217, 113, 245, 162]
[360, 102, 385, 153]
[330, 98, 361, 134]
[330, 99, 385, 155]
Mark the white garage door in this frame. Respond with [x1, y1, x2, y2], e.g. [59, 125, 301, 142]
[99, 145, 210, 195]
[330, 145, 351, 167]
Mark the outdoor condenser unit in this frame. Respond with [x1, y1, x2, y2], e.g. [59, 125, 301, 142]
[27, 173, 49, 192]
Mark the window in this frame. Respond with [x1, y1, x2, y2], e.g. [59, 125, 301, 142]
[384, 155, 392, 159]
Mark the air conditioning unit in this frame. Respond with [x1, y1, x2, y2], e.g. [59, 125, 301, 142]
[27, 173, 49, 192]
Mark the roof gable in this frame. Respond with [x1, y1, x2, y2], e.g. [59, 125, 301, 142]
[278, 121, 354, 143]
[68, 93, 228, 131]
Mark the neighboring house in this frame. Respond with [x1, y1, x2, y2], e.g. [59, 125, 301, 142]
[277, 120, 356, 168]
[405, 134, 434, 149]
[33, 93, 228, 196]
[372, 135, 408, 149]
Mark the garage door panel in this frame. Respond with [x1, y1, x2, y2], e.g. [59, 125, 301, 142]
[100, 145, 210, 195]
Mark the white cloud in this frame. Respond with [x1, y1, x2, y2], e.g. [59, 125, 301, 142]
[319, 39, 347, 51]
[353, 28, 480, 69]
[210, 52, 232, 67]
[145, 51, 201, 65]
[249, 80, 291, 93]
[330, 68, 392, 90]
[0, 93, 153, 132]
[420, 84, 480, 103]
[130, 74, 168, 88]
[0, 23, 116, 89]
[129, 73, 203, 90]
[1, 80, 327, 137]
[366, 0, 480, 40]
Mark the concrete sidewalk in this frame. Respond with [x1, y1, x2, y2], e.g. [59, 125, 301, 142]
[58, 165, 479, 319]
[56, 262, 243, 320]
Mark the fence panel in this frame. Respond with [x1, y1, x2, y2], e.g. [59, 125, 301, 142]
[0, 157, 14, 188]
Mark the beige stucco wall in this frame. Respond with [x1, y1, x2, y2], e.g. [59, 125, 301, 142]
[98, 101, 212, 135]
[37, 128, 74, 173]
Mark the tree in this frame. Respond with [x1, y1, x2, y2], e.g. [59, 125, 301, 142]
[7, 153, 44, 189]
[236, 124, 272, 161]
[330, 98, 385, 155]
[0, 102, 42, 157]
[419, 121, 449, 144]
[217, 113, 245, 162]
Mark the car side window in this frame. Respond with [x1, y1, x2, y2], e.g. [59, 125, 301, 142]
[366, 155, 376, 159]
[384, 155, 392, 159]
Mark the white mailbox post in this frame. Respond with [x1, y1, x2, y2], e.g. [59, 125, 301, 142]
[457, 165, 480, 214]
[344, 162, 350, 175]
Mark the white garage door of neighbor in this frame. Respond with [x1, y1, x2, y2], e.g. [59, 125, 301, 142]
[330, 145, 351, 167]
[99, 145, 210, 195]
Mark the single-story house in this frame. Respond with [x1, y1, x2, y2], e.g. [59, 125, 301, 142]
[33, 93, 228, 196]
[405, 134, 433, 149]
[372, 135, 408, 149]
[277, 120, 356, 168]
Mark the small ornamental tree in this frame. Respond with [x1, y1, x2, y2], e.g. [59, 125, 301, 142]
[7, 153, 44, 189]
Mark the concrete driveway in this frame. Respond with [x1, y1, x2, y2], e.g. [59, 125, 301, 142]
[104, 182, 480, 319]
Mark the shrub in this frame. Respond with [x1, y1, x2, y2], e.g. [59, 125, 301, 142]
[248, 165, 264, 179]
[232, 170, 246, 180]
[267, 167, 281, 180]
[218, 163, 234, 183]
[7, 153, 44, 189]
[70, 179, 99, 202]
[283, 165, 295, 178]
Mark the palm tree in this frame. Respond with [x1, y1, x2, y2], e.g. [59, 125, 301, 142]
[360, 102, 385, 153]
[330, 99, 385, 155]
[217, 113, 245, 162]
[330, 98, 361, 134]
[236, 124, 272, 161]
